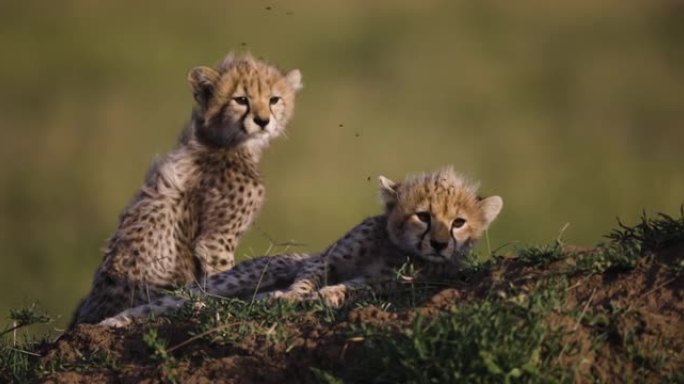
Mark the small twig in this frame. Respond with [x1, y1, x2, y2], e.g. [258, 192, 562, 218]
[249, 256, 275, 309]
[555, 287, 597, 363]
[7, 347, 41, 357]
[166, 321, 239, 353]
[490, 241, 521, 255]
[564, 281, 582, 292]
[641, 276, 678, 298]
[485, 230, 492, 258]
[0, 321, 24, 340]
[574, 288, 597, 331]
[556, 223, 570, 246]
[256, 228, 308, 249]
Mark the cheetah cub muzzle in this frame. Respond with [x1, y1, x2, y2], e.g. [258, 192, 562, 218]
[71, 52, 302, 326]
[100, 167, 502, 327]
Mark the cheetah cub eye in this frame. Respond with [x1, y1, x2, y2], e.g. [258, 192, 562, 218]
[233, 96, 249, 106]
[415, 212, 431, 223]
[452, 218, 466, 229]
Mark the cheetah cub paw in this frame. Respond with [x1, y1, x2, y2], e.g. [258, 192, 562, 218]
[98, 314, 133, 328]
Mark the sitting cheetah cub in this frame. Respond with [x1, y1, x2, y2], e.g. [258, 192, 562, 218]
[100, 167, 503, 327]
[72, 53, 303, 326]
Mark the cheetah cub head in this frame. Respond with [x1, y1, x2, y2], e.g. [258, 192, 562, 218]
[188, 52, 302, 149]
[380, 167, 503, 264]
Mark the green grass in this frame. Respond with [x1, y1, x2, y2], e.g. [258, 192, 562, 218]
[607, 207, 684, 252]
[0, 335, 47, 384]
[345, 288, 570, 383]
[0, 304, 52, 383]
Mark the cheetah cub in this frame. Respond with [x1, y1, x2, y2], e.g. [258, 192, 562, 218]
[72, 53, 303, 326]
[100, 167, 503, 327]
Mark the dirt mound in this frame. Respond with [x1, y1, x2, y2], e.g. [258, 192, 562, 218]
[557, 244, 684, 382]
[31, 240, 683, 383]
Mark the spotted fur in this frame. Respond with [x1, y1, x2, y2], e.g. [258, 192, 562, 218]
[99, 167, 503, 327]
[71, 53, 302, 326]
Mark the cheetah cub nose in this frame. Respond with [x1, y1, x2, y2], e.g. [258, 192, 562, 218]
[430, 240, 448, 252]
[253, 117, 270, 129]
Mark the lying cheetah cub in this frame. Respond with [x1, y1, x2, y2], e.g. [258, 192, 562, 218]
[72, 53, 303, 326]
[100, 167, 503, 327]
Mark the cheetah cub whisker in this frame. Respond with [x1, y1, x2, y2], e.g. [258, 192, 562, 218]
[71, 52, 302, 326]
[100, 167, 503, 327]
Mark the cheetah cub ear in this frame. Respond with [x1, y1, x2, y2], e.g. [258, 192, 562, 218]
[378, 175, 399, 210]
[478, 195, 504, 228]
[187, 66, 220, 108]
[285, 69, 303, 92]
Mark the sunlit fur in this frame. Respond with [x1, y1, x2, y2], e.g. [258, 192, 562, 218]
[99, 167, 503, 327]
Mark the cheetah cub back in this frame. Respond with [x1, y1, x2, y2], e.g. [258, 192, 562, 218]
[72, 53, 302, 326]
[99, 167, 502, 327]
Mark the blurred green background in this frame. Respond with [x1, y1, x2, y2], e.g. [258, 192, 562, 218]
[1, 0, 682, 331]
